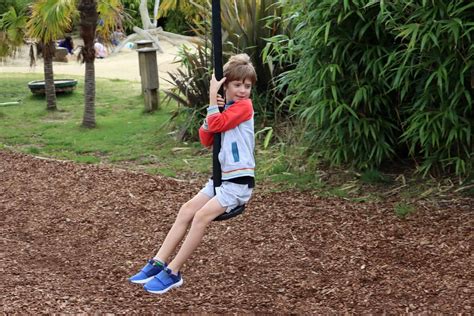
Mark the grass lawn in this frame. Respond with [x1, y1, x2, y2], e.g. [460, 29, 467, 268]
[0, 73, 211, 177]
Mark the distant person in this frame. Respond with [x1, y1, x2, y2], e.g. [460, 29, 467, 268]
[58, 36, 74, 54]
[94, 40, 107, 59]
[112, 27, 126, 46]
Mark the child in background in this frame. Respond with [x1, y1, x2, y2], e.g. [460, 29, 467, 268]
[129, 53, 257, 294]
[58, 36, 74, 54]
[94, 39, 107, 58]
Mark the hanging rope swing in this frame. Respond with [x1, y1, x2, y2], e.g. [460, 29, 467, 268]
[211, 0, 246, 221]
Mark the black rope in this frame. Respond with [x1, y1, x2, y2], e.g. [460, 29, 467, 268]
[211, 0, 246, 221]
[211, 0, 223, 192]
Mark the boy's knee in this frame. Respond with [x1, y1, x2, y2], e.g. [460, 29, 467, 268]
[177, 202, 196, 222]
[192, 209, 214, 225]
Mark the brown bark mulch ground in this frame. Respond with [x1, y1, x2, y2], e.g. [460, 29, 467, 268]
[1, 150, 472, 313]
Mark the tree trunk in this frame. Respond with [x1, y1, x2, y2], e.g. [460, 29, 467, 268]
[153, 0, 160, 26]
[43, 40, 57, 111]
[78, 0, 98, 128]
[139, 0, 154, 29]
[82, 61, 96, 128]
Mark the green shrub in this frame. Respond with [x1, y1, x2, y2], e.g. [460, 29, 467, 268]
[0, 6, 27, 59]
[275, 1, 400, 169]
[387, 2, 474, 176]
[394, 202, 416, 218]
[163, 43, 212, 140]
[269, 0, 473, 177]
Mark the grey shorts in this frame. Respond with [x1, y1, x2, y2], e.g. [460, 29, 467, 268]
[200, 179, 253, 213]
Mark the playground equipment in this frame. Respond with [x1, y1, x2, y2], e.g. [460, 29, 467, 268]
[27, 79, 78, 95]
[211, 0, 246, 221]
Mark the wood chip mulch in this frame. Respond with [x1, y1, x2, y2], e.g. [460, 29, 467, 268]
[0, 150, 472, 313]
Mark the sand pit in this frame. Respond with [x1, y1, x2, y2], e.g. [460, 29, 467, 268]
[0, 39, 188, 88]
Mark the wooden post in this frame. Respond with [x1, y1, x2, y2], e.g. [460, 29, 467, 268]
[135, 39, 154, 49]
[136, 40, 154, 93]
[137, 47, 159, 112]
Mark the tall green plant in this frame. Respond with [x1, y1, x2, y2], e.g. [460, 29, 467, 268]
[384, 1, 474, 176]
[219, 0, 283, 93]
[78, 0, 124, 128]
[0, 0, 32, 15]
[0, 6, 27, 60]
[163, 43, 212, 140]
[27, 0, 76, 111]
[269, 0, 473, 176]
[274, 1, 400, 169]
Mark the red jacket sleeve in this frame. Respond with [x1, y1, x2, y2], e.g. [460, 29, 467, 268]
[206, 99, 253, 133]
[199, 126, 214, 147]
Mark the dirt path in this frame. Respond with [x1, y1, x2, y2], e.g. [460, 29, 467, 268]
[1, 150, 472, 313]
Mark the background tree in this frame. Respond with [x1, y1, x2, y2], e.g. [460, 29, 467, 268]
[0, 6, 27, 61]
[96, 0, 125, 42]
[26, 0, 76, 111]
[139, 0, 154, 29]
[78, 0, 123, 128]
[78, 0, 99, 128]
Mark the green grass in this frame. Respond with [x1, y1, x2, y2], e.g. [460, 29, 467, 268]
[0, 73, 211, 176]
[394, 202, 416, 218]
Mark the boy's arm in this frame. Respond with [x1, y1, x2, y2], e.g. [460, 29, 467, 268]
[206, 99, 253, 133]
[199, 119, 214, 147]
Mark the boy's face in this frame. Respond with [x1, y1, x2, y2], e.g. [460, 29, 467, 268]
[225, 79, 252, 102]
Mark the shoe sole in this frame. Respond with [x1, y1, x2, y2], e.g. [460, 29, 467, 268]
[145, 278, 184, 294]
[129, 276, 155, 284]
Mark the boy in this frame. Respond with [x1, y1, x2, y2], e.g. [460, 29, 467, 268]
[129, 53, 257, 294]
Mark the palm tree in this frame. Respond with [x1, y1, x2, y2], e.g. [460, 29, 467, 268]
[0, 6, 27, 61]
[77, 0, 98, 128]
[26, 0, 76, 111]
[77, 0, 123, 128]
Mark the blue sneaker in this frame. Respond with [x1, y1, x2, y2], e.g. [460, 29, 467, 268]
[129, 259, 165, 284]
[144, 268, 183, 294]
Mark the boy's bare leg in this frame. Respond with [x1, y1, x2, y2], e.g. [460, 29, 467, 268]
[166, 197, 225, 273]
[154, 192, 211, 263]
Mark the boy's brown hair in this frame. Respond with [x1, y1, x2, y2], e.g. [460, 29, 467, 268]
[223, 53, 257, 85]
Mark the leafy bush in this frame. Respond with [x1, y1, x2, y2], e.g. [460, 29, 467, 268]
[163, 43, 212, 140]
[386, 2, 474, 176]
[160, 9, 188, 34]
[269, 0, 473, 177]
[0, 0, 29, 14]
[0, 6, 27, 60]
